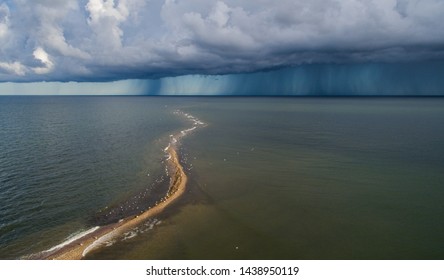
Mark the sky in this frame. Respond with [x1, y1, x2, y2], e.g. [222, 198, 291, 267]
[0, 0, 443, 95]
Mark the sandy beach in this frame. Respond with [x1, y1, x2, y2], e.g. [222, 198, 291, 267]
[40, 146, 187, 260]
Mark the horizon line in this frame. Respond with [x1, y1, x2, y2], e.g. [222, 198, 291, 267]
[1, 94, 444, 98]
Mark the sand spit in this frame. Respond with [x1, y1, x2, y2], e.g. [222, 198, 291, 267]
[35, 110, 204, 260]
[40, 146, 186, 260]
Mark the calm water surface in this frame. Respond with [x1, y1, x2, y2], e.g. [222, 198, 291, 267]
[1, 97, 443, 259]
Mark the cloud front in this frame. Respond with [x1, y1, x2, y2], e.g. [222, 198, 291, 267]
[0, 0, 444, 82]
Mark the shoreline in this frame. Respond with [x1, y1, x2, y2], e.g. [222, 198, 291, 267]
[39, 145, 187, 260]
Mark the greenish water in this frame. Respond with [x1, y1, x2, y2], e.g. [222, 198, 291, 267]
[1, 97, 443, 259]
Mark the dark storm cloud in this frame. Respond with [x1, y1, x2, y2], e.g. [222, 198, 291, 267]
[0, 0, 444, 82]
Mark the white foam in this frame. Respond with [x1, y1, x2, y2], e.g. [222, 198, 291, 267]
[42, 226, 100, 253]
[82, 228, 117, 257]
[140, 219, 161, 233]
[105, 240, 116, 247]
[163, 143, 171, 152]
[122, 231, 138, 241]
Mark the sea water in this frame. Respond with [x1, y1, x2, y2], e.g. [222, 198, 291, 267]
[0, 96, 184, 259]
[1, 97, 443, 259]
